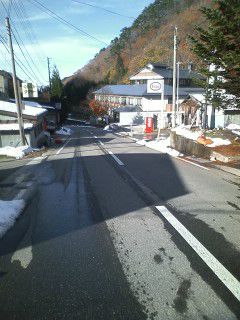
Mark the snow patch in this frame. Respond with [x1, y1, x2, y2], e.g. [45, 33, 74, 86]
[0, 200, 25, 238]
[0, 146, 34, 159]
[227, 124, 240, 130]
[207, 138, 231, 148]
[103, 125, 111, 131]
[56, 127, 72, 136]
[137, 137, 182, 157]
[172, 126, 202, 141]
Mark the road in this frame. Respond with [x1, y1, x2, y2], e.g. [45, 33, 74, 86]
[0, 125, 240, 319]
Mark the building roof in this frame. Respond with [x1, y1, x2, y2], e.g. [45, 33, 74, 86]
[0, 100, 47, 117]
[0, 123, 33, 131]
[94, 84, 189, 98]
[129, 63, 205, 81]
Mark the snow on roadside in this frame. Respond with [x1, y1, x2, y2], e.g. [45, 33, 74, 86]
[232, 130, 240, 136]
[0, 146, 34, 159]
[227, 124, 240, 130]
[103, 125, 111, 131]
[206, 138, 231, 148]
[137, 137, 182, 157]
[173, 126, 232, 147]
[172, 126, 202, 141]
[0, 200, 25, 238]
[56, 127, 72, 136]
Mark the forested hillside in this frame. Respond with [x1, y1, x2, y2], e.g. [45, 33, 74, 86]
[64, 0, 211, 104]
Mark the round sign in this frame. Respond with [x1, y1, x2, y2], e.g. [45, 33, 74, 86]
[150, 82, 162, 91]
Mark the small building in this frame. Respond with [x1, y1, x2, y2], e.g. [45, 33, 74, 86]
[0, 100, 48, 148]
[181, 93, 240, 128]
[22, 100, 61, 132]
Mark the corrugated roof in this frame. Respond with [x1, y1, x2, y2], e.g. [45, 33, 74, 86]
[94, 84, 188, 98]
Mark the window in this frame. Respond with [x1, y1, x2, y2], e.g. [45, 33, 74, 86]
[121, 97, 126, 105]
[136, 98, 142, 106]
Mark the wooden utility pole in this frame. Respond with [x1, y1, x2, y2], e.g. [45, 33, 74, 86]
[172, 26, 177, 128]
[6, 17, 25, 145]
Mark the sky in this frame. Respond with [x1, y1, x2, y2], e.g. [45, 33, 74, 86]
[0, 0, 154, 86]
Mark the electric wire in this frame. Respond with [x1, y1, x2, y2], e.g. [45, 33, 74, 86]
[72, 0, 135, 20]
[0, 37, 35, 82]
[10, 18, 47, 83]
[0, 0, 47, 84]
[27, 0, 108, 45]
[11, 28, 44, 85]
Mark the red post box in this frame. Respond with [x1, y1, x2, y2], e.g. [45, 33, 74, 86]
[145, 117, 153, 133]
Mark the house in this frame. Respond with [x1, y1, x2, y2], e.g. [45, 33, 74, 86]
[0, 70, 21, 100]
[94, 63, 204, 127]
[181, 93, 240, 128]
[22, 100, 61, 132]
[0, 100, 48, 148]
[0, 71, 10, 100]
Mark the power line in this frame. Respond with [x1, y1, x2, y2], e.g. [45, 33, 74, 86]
[0, 0, 44, 83]
[11, 28, 44, 85]
[10, 17, 47, 83]
[27, 0, 108, 46]
[72, 0, 135, 20]
[0, 37, 35, 82]
[11, 0, 47, 66]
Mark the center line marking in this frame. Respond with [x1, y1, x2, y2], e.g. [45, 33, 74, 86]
[108, 151, 124, 166]
[56, 138, 71, 155]
[156, 205, 240, 301]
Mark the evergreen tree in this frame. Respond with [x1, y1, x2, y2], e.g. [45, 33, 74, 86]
[115, 54, 126, 82]
[190, 0, 240, 107]
[51, 65, 63, 102]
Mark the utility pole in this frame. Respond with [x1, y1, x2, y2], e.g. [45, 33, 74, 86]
[172, 26, 177, 128]
[47, 57, 51, 97]
[176, 61, 180, 124]
[6, 17, 25, 146]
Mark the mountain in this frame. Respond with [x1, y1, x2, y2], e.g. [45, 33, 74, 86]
[64, 0, 211, 100]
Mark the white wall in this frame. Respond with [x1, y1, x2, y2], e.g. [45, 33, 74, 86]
[119, 112, 146, 126]
[142, 97, 167, 112]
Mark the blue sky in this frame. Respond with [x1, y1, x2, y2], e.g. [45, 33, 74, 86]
[0, 0, 154, 85]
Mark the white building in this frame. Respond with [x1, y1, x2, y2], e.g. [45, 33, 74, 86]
[94, 63, 204, 127]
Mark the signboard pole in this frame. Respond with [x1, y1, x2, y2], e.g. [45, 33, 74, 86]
[172, 26, 177, 128]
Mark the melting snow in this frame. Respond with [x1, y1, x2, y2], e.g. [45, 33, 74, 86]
[137, 137, 182, 157]
[56, 127, 72, 136]
[0, 146, 34, 159]
[0, 200, 25, 238]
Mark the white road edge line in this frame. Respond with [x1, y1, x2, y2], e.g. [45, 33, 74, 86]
[175, 156, 210, 171]
[156, 205, 240, 302]
[108, 151, 124, 166]
[56, 138, 71, 155]
[98, 140, 104, 147]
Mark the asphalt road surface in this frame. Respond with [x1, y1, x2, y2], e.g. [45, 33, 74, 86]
[0, 125, 240, 319]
